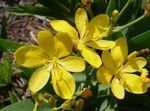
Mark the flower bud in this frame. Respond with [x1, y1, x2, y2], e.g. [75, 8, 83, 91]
[81, 88, 92, 99]
[81, 0, 92, 9]
[75, 98, 84, 111]
[112, 10, 119, 17]
[145, 0, 150, 16]
[48, 96, 55, 105]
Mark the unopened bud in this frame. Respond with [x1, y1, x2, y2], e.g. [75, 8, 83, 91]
[81, 88, 92, 99]
[75, 98, 84, 111]
[112, 10, 119, 17]
[81, 0, 92, 9]
[145, 0, 150, 16]
[53, 107, 59, 111]
[48, 96, 55, 105]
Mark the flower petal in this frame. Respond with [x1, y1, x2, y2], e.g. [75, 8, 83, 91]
[96, 66, 113, 84]
[52, 65, 75, 99]
[88, 14, 109, 39]
[14, 45, 48, 68]
[50, 20, 79, 41]
[127, 51, 138, 60]
[37, 29, 54, 55]
[122, 57, 147, 73]
[111, 37, 128, 67]
[59, 56, 85, 72]
[111, 77, 125, 99]
[102, 50, 116, 70]
[140, 69, 150, 83]
[75, 8, 88, 38]
[54, 32, 73, 58]
[80, 46, 102, 68]
[86, 40, 116, 50]
[123, 74, 147, 94]
[29, 66, 50, 94]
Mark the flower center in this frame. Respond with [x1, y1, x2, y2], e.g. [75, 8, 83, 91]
[77, 39, 85, 50]
[46, 57, 58, 71]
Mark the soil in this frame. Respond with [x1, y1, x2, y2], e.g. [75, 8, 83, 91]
[0, 0, 50, 107]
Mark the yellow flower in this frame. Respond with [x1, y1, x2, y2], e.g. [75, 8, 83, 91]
[96, 37, 147, 99]
[141, 68, 150, 83]
[14, 30, 85, 99]
[50, 8, 116, 68]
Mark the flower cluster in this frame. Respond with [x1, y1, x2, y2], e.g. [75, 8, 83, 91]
[14, 7, 149, 110]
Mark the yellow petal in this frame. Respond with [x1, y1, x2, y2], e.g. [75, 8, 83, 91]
[88, 14, 109, 39]
[80, 46, 102, 68]
[14, 45, 48, 68]
[102, 50, 116, 69]
[29, 66, 50, 93]
[86, 40, 116, 50]
[37, 29, 54, 55]
[59, 56, 85, 72]
[50, 20, 79, 41]
[127, 51, 138, 60]
[123, 74, 147, 94]
[75, 8, 88, 38]
[52, 65, 75, 99]
[54, 32, 73, 58]
[51, 64, 63, 82]
[111, 77, 125, 99]
[122, 57, 147, 73]
[96, 66, 113, 84]
[140, 69, 149, 83]
[111, 37, 128, 67]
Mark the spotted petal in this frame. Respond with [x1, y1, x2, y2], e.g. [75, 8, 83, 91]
[111, 77, 125, 99]
[75, 8, 88, 38]
[59, 56, 85, 72]
[123, 74, 147, 94]
[122, 57, 147, 73]
[102, 50, 116, 70]
[88, 14, 109, 39]
[54, 32, 73, 58]
[52, 65, 75, 99]
[29, 66, 50, 94]
[96, 66, 113, 84]
[111, 37, 128, 67]
[37, 29, 54, 55]
[14, 45, 49, 68]
[80, 46, 102, 68]
[86, 40, 116, 50]
[50, 20, 79, 41]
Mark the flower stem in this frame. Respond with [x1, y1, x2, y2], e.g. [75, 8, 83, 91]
[115, 0, 133, 23]
[112, 14, 146, 33]
[87, 8, 94, 19]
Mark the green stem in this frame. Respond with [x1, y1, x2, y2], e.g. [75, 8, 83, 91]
[112, 14, 146, 33]
[87, 8, 94, 19]
[115, 0, 133, 23]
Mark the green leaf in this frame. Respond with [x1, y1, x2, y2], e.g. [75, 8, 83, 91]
[7, 6, 60, 18]
[0, 52, 11, 84]
[0, 16, 7, 39]
[9, 91, 18, 104]
[128, 30, 150, 51]
[106, 0, 116, 16]
[0, 38, 23, 52]
[110, 31, 126, 40]
[0, 80, 7, 87]
[99, 99, 108, 111]
[126, 16, 150, 38]
[37, 0, 70, 15]
[73, 72, 86, 82]
[7, 5, 74, 25]
[0, 99, 53, 111]
[0, 99, 34, 111]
